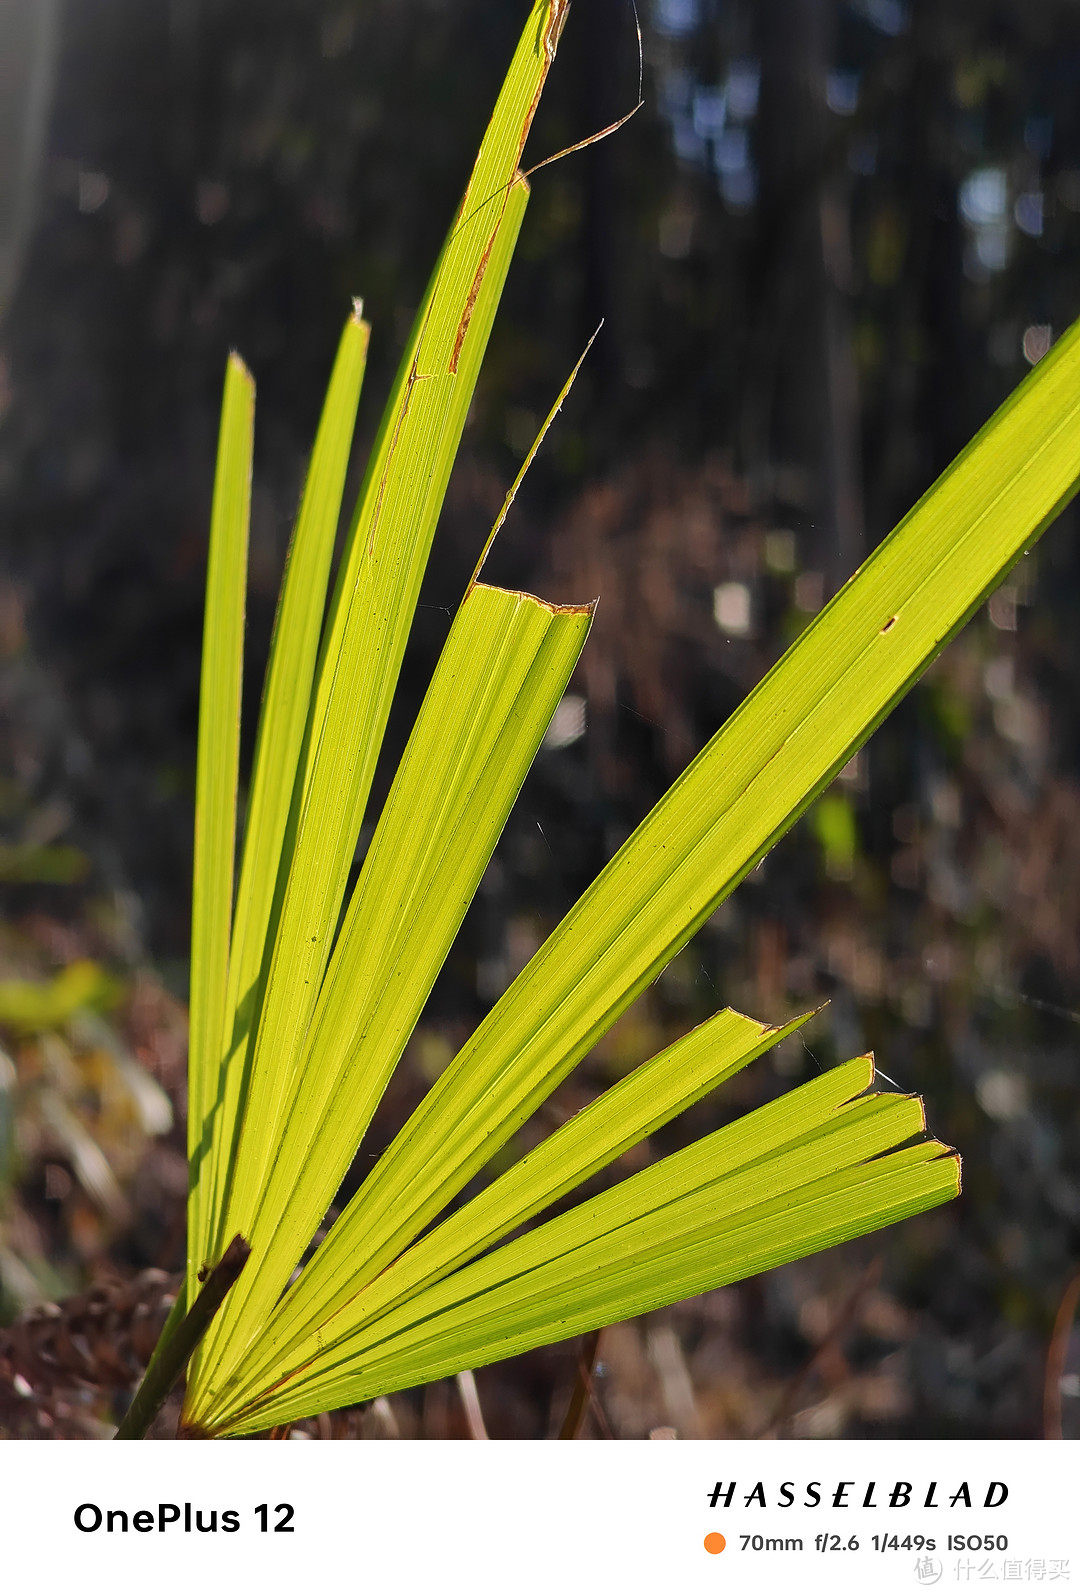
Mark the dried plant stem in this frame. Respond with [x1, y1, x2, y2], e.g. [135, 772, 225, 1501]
[558, 1328, 605, 1439]
[115, 1234, 250, 1440]
[456, 1369, 489, 1439]
[758, 1256, 882, 1438]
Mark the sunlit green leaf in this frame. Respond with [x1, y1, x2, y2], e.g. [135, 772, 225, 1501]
[209, 1, 559, 1270]
[186, 353, 252, 1287]
[140, 0, 1080, 1441]
[198, 1005, 813, 1412]
[302, 310, 1080, 1315]
[188, 578, 592, 1417]
[194, 309, 370, 1272]
[212, 1059, 958, 1430]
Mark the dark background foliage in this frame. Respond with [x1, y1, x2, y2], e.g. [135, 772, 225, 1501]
[0, 0, 1079, 1438]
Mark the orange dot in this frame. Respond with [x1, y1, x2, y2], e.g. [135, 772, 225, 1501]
[704, 1533, 727, 1555]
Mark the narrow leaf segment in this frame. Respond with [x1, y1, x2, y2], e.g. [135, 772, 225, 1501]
[207, 1057, 958, 1432]
[289, 312, 1080, 1330]
[197, 1006, 813, 1419]
[186, 354, 253, 1286]
[191, 584, 593, 1403]
[194, 310, 370, 1280]
[207, 0, 560, 1279]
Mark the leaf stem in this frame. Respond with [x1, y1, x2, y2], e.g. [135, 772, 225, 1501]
[557, 1328, 604, 1439]
[114, 1234, 250, 1440]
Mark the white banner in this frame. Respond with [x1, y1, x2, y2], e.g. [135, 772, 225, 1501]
[0, 1439, 1074, 1592]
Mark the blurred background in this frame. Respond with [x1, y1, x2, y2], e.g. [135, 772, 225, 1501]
[1, 0, 1079, 1439]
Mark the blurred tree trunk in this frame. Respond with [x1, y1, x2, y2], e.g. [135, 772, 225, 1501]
[579, 0, 625, 397]
[750, 0, 863, 593]
[578, 0, 626, 790]
[0, 0, 60, 323]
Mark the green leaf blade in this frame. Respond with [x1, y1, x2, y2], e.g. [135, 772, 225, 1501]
[215, 1062, 957, 1431]
[215, 3, 562, 1254]
[307, 318, 1080, 1311]
[185, 581, 592, 1422]
[311, 1151, 956, 1416]
[186, 353, 253, 1301]
[201, 1005, 813, 1408]
[194, 310, 370, 1274]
